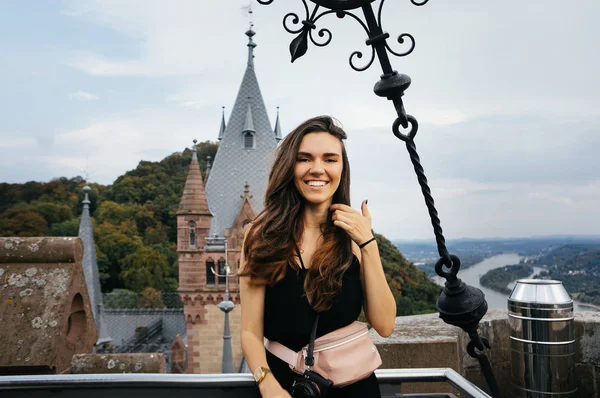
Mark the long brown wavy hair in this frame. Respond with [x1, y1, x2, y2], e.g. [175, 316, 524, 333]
[239, 115, 353, 312]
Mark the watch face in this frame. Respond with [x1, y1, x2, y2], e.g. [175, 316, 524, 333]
[254, 368, 262, 381]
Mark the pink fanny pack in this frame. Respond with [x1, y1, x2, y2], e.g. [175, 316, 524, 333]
[265, 321, 382, 387]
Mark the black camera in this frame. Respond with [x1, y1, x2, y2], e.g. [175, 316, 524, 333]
[290, 369, 333, 398]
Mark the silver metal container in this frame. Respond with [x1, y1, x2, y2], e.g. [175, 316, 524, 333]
[508, 279, 576, 397]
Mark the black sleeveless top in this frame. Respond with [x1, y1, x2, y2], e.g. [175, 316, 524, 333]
[263, 251, 381, 397]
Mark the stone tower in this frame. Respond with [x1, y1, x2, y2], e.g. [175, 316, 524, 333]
[177, 26, 280, 374]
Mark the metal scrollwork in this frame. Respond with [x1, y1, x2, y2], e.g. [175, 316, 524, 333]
[309, 27, 332, 47]
[349, 47, 376, 71]
[264, 0, 423, 71]
[312, 9, 374, 70]
[283, 12, 305, 34]
[385, 33, 416, 57]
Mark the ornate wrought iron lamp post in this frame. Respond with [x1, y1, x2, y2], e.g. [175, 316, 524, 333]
[257, 1, 500, 396]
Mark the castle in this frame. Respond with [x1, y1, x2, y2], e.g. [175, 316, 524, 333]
[176, 26, 281, 374]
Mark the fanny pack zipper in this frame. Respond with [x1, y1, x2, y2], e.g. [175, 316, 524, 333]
[313, 330, 370, 353]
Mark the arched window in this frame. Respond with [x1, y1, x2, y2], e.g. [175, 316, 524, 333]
[189, 221, 196, 247]
[218, 258, 227, 286]
[206, 258, 215, 286]
[243, 131, 255, 150]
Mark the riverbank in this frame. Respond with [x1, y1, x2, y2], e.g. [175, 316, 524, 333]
[480, 264, 533, 294]
[431, 253, 599, 312]
[573, 301, 600, 311]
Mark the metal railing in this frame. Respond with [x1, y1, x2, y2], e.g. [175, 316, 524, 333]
[0, 368, 490, 398]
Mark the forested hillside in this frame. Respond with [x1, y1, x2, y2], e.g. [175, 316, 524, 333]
[376, 234, 439, 315]
[0, 142, 439, 315]
[532, 244, 600, 305]
[0, 141, 218, 295]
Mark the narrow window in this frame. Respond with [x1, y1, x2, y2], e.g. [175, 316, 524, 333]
[189, 221, 196, 247]
[218, 258, 227, 286]
[243, 132, 254, 149]
[206, 259, 215, 286]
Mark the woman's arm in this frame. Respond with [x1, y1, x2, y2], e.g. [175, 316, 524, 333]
[353, 239, 396, 337]
[239, 233, 291, 398]
[331, 201, 396, 337]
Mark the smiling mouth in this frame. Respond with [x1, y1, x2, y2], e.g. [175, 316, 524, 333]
[304, 180, 329, 188]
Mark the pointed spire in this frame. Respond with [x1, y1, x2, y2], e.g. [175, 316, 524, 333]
[241, 182, 253, 199]
[274, 106, 282, 142]
[205, 155, 212, 181]
[78, 184, 112, 346]
[243, 101, 255, 133]
[192, 139, 198, 161]
[204, 24, 278, 237]
[218, 106, 226, 141]
[178, 140, 212, 215]
[246, 25, 256, 68]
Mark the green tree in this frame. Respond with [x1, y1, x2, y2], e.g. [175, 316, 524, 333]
[144, 224, 168, 245]
[376, 233, 439, 316]
[17, 201, 73, 226]
[130, 203, 158, 234]
[17, 181, 44, 203]
[120, 246, 170, 292]
[0, 209, 48, 236]
[95, 220, 142, 290]
[138, 287, 166, 309]
[47, 217, 81, 236]
[96, 201, 130, 225]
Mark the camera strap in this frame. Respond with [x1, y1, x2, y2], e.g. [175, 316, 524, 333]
[305, 312, 319, 368]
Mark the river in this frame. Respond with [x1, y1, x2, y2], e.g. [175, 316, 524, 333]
[431, 253, 598, 312]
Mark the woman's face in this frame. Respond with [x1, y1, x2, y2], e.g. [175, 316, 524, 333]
[294, 132, 344, 207]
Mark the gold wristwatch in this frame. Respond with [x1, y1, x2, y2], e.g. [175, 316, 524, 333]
[253, 366, 271, 385]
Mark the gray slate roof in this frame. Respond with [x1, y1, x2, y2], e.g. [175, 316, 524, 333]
[104, 308, 186, 349]
[78, 185, 112, 345]
[205, 29, 278, 236]
[103, 308, 186, 372]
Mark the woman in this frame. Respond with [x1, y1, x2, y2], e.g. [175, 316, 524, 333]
[239, 116, 396, 397]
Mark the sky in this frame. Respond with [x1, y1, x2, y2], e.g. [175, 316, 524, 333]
[0, 0, 599, 240]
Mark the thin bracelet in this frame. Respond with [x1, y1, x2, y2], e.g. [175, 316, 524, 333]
[358, 237, 376, 249]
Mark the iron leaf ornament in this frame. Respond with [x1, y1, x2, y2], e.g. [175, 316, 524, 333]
[290, 29, 310, 62]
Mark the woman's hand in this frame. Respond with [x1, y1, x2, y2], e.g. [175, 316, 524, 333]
[259, 377, 291, 398]
[264, 388, 291, 398]
[330, 200, 373, 245]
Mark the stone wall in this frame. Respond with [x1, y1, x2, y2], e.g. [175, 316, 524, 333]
[0, 237, 97, 375]
[371, 309, 600, 397]
[187, 304, 242, 374]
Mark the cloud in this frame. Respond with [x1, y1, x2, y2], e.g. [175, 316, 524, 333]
[68, 91, 99, 101]
[61, 0, 254, 76]
[2, 0, 599, 240]
[33, 107, 219, 184]
[0, 137, 37, 149]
